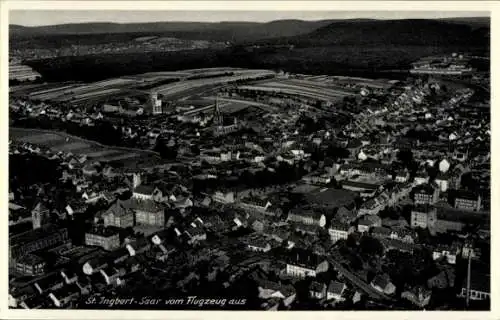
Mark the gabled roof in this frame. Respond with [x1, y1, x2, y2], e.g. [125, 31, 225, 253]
[133, 185, 155, 195]
[309, 281, 326, 292]
[105, 199, 134, 217]
[32, 202, 48, 213]
[371, 274, 392, 289]
[327, 280, 346, 295]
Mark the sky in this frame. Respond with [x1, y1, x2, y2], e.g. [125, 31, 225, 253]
[10, 10, 490, 27]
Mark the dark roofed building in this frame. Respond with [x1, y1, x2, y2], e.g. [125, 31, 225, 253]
[85, 227, 120, 251]
[103, 199, 135, 228]
[284, 248, 329, 278]
[132, 185, 156, 200]
[453, 190, 482, 212]
[15, 254, 46, 276]
[10, 224, 69, 262]
[327, 280, 347, 301]
[287, 209, 326, 227]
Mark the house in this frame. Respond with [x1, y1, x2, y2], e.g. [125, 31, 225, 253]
[388, 182, 413, 206]
[150, 230, 176, 259]
[48, 283, 83, 308]
[410, 205, 437, 229]
[132, 185, 156, 201]
[454, 190, 481, 212]
[239, 197, 272, 213]
[184, 227, 207, 245]
[213, 191, 235, 204]
[244, 236, 272, 253]
[60, 269, 78, 285]
[85, 227, 120, 251]
[10, 225, 69, 262]
[15, 254, 46, 276]
[370, 274, 396, 295]
[401, 286, 432, 307]
[285, 249, 329, 278]
[326, 280, 347, 302]
[433, 204, 487, 234]
[434, 173, 450, 192]
[19, 295, 49, 309]
[302, 173, 331, 185]
[309, 281, 327, 300]
[124, 237, 151, 256]
[391, 227, 417, 244]
[461, 241, 481, 260]
[358, 215, 382, 233]
[100, 266, 124, 286]
[414, 171, 430, 185]
[394, 169, 410, 183]
[371, 226, 393, 239]
[427, 268, 455, 289]
[152, 187, 166, 203]
[174, 197, 193, 212]
[414, 184, 440, 205]
[287, 209, 326, 227]
[358, 197, 386, 216]
[432, 243, 461, 264]
[102, 200, 135, 228]
[82, 254, 110, 276]
[328, 221, 353, 243]
[33, 273, 65, 294]
[380, 238, 417, 254]
[341, 180, 380, 197]
[201, 214, 225, 233]
[257, 280, 296, 307]
[336, 205, 357, 224]
[371, 226, 416, 245]
[9, 285, 37, 308]
[132, 199, 165, 227]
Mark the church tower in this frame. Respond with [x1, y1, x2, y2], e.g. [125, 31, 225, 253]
[150, 92, 162, 115]
[213, 97, 223, 127]
[32, 202, 48, 229]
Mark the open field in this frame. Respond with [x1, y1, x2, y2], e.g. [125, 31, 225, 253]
[84, 149, 122, 159]
[98, 153, 140, 162]
[52, 141, 91, 152]
[237, 80, 355, 102]
[151, 69, 275, 98]
[16, 132, 64, 145]
[10, 127, 164, 168]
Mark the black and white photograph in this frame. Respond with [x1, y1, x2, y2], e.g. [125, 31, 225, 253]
[2, 1, 496, 316]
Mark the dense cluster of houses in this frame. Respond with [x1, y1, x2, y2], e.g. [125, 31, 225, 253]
[8, 72, 490, 310]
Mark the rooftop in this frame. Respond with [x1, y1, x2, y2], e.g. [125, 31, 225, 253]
[10, 224, 67, 247]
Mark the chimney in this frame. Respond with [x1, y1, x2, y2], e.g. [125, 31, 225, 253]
[466, 249, 472, 307]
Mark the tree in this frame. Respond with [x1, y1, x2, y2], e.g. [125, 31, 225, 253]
[397, 149, 413, 167]
[359, 236, 384, 256]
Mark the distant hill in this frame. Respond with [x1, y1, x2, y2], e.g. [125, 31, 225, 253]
[439, 17, 490, 28]
[254, 19, 490, 47]
[9, 20, 337, 42]
[17, 18, 490, 83]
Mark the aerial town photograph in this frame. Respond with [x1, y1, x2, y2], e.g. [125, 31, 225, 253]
[6, 7, 491, 312]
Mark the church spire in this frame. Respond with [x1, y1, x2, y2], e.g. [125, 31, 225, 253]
[214, 96, 223, 127]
